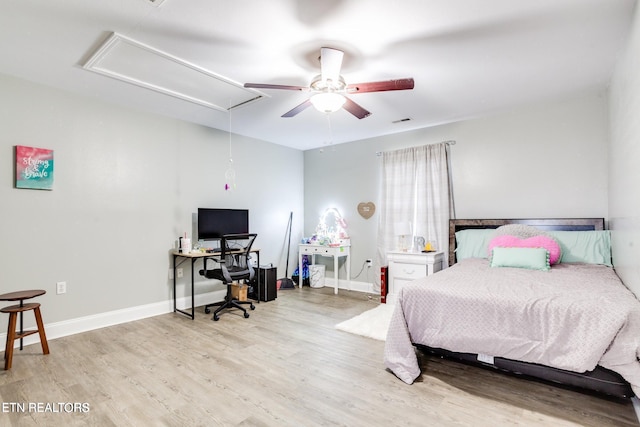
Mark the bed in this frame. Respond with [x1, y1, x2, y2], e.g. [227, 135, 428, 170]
[384, 218, 640, 398]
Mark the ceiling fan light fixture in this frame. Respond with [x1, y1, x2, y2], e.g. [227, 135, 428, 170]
[310, 92, 346, 113]
[243, 48, 414, 119]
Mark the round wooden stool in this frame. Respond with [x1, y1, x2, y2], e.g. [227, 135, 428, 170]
[0, 290, 49, 370]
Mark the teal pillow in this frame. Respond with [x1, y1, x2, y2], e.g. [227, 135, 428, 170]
[455, 229, 496, 260]
[490, 247, 550, 271]
[547, 231, 612, 266]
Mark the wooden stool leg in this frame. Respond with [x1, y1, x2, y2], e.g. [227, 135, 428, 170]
[33, 306, 49, 355]
[4, 312, 17, 370]
[3, 315, 11, 361]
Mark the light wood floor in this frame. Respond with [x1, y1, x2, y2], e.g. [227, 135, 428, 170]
[0, 287, 638, 426]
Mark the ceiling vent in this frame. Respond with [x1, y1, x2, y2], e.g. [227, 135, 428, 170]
[82, 32, 263, 111]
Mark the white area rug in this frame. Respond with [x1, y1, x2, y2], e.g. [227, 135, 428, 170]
[335, 303, 395, 341]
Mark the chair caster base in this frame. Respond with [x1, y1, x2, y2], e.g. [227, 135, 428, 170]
[244, 312, 250, 319]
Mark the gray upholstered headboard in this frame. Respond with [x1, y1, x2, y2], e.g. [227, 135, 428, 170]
[448, 218, 605, 266]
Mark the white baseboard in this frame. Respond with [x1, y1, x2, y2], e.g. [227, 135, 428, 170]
[1, 281, 377, 350]
[0, 290, 225, 349]
[317, 279, 375, 294]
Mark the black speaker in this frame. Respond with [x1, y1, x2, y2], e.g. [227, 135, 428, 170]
[250, 266, 277, 302]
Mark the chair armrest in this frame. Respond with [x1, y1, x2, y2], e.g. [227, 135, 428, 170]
[200, 256, 233, 283]
[202, 256, 221, 268]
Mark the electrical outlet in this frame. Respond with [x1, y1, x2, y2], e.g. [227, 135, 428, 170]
[56, 281, 67, 295]
[177, 268, 183, 278]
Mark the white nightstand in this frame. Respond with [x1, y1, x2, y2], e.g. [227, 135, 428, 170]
[386, 251, 444, 304]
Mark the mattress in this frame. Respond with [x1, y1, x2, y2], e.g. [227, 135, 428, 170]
[384, 258, 640, 396]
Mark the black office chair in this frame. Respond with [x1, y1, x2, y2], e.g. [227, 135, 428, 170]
[199, 233, 257, 321]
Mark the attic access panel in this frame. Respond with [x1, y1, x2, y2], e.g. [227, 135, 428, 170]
[83, 32, 262, 111]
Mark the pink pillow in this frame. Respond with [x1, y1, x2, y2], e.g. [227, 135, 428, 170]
[488, 235, 562, 265]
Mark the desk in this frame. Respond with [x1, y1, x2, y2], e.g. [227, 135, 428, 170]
[0, 289, 46, 350]
[172, 249, 260, 319]
[298, 244, 350, 294]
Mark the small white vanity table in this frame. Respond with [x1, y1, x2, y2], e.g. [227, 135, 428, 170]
[299, 244, 351, 294]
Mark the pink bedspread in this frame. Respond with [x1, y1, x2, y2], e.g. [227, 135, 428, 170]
[384, 258, 640, 395]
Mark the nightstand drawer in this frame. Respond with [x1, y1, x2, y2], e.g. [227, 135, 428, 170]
[394, 278, 419, 296]
[391, 262, 426, 280]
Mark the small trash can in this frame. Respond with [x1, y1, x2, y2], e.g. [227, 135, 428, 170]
[309, 264, 325, 288]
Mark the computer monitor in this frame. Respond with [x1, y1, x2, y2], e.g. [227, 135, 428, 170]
[197, 208, 249, 241]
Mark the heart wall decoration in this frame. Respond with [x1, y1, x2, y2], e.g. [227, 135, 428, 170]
[357, 202, 376, 219]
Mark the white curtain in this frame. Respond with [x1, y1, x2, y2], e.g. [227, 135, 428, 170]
[376, 142, 455, 274]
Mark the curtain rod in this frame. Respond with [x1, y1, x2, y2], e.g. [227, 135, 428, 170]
[375, 140, 456, 157]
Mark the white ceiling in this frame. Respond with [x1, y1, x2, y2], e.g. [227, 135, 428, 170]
[0, 0, 635, 151]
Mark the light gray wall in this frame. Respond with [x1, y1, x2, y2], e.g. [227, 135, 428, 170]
[0, 74, 304, 327]
[304, 91, 609, 288]
[609, 3, 640, 297]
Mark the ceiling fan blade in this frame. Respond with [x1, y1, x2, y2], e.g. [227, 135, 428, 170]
[345, 78, 414, 94]
[342, 97, 371, 119]
[282, 99, 313, 117]
[320, 47, 344, 84]
[244, 83, 307, 91]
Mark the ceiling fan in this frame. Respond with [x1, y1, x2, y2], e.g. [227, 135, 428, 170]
[244, 47, 414, 119]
